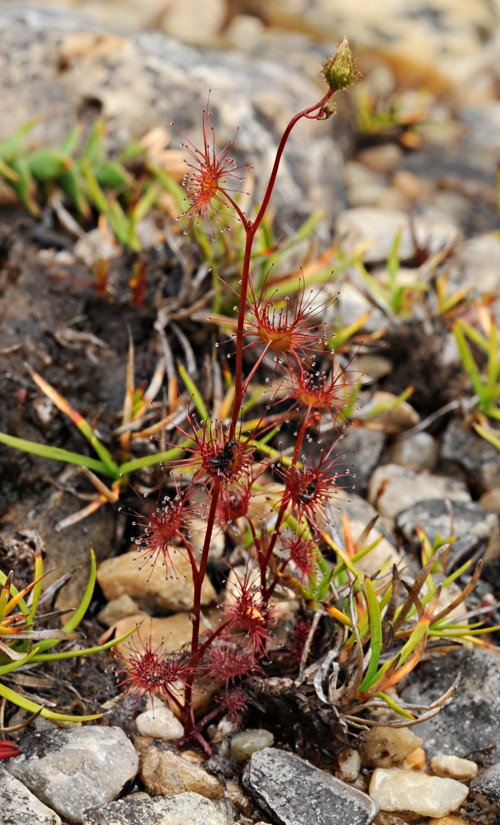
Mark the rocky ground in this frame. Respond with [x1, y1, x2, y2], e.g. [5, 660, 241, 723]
[0, 2, 500, 824]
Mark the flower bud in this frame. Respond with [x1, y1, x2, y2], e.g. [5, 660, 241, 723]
[322, 37, 361, 92]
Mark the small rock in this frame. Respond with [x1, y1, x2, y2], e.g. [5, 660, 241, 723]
[337, 748, 361, 783]
[392, 169, 428, 201]
[369, 768, 469, 818]
[368, 464, 470, 524]
[442, 418, 500, 493]
[343, 160, 388, 208]
[82, 792, 227, 825]
[373, 815, 411, 825]
[358, 145, 403, 175]
[400, 648, 500, 762]
[450, 234, 500, 298]
[387, 432, 438, 473]
[159, 0, 224, 45]
[230, 729, 274, 763]
[112, 613, 194, 659]
[336, 208, 461, 265]
[401, 747, 426, 771]
[356, 355, 393, 382]
[139, 743, 222, 800]
[135, 699, 185, 740]
[430, 754, 478, 781]
[356, 391, 420, 435]
[0, 764, 62, 825]
[332, 428, 386, 494]
[97, 549, 216, 612]
[6, 726, 138, 824]
[359, 726, 423, 768]
[460, 103, 500, 169]
[243, 747, 378, 825]
[424, 816, 471, 825]
[97, 594, 141, 627]
[469, 762, 500, 811]
[396, 499, 500, 568]
[335, 282, 387, 336]
[480, 486, 500, 513]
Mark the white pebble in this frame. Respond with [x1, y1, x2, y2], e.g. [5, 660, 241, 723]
[369, 768, 469, 818]
[230, 729, 274, 763]
[135, 703, 184, 740]
[430, 754, 478, 780]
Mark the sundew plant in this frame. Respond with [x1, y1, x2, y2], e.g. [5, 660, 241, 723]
[117, 40, 361, 750]
[118, 41, 492, 751]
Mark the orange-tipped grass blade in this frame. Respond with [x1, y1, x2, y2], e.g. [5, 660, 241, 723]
[26, 364, 119, 477]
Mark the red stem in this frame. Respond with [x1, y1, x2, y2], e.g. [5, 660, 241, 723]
[230, 89, 334, 435]
[183, 480, 221, 731]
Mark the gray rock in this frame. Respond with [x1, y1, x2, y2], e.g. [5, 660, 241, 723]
[334, 427, 385, 494]
[469, 762, 500, 811]
[6, 726, 138, 824]
[387, 432, 438, 473]
[243, 747, 378, 825]
[0, 3, 344, 241]
[335, 208, 461, 266]
[396, 498, 500, 569]
[449, 234, 500, 300]
[442, 418, 500, 494]
[0, 765, 61, 825]
[460, 103, 500, 170]
[367, 464, 470, 525]
[82, 792, 227, 825]
[400, 648, 500, 762]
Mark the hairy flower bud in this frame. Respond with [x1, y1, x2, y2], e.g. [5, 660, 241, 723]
[322, 37, 361, 92]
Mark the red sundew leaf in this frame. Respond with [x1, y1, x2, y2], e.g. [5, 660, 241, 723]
[128, 482, 198, 577]
[116, 632, 191, 712]
[281, 533, 317, 582]
[243, 274, 327, 370]
[203, 640, 262, 683]
[171, 92, 249, 236]
[282, 363, 352, 424]
[173, 415, 257, 488]
[224, 567, 274, 658]
[277, 437, 353, 532]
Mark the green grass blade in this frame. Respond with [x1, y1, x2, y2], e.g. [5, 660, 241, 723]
[0, 681, 102, 722]
[375, 691, 416, 719]
[119, 445, 187, 475]
[358, 577, 384, 692]
[474, 423, 500, 449]
[63, 548, 97, 632]
[178, 362, 209, 421]
[0, 432, 109, 474]
[31, 628, 135, 662]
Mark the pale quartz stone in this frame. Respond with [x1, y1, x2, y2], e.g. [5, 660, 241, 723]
[360, 726, 423, 768]
[230, 729, 274, 763]
[140, 745, 223, 799]
[337, 748, 362, 782]
[356, 391, 420, 435]
[135, 701, 184, 740]
[367, 464, 470, 524]
[430, 754, 478, 780]
[97, 548, 216, 612]
[402, 747, 426, 771]
[369, 768, 469, 817]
